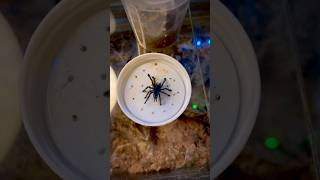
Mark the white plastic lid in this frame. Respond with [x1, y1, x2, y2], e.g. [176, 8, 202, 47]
[110, 66, 117, 112]
[110, 11, 116, 34]
[117, 53, 191, 126]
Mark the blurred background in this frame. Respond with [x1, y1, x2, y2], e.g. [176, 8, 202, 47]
[110, 0, 210, 179]
[1, 0, 320, 179]
[0, 1, 61, 179]
[218, 0, 320, 179]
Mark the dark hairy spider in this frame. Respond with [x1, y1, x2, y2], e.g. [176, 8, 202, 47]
[142, 74, 172, 105]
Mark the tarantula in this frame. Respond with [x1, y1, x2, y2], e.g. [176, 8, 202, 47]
[142, 74, 172, 105]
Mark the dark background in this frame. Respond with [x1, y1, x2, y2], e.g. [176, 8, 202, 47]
[1, 0, 320, 179]
[218, 0, 320, 179]
[0, 0, 61, 179]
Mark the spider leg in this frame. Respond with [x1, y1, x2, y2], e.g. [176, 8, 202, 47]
[144, 91, 153, 104]
[148, 74, 155, 86]
[159, 94, 162, 106]
[160, 78, 167, 87]
[149, 74, 157, 86]
[161, 88, 172, 92]
[160, 91, 171, 96]
[144, 91, 151, 98]
[152, 76, 157, 85]
[142, 86, 153, 92]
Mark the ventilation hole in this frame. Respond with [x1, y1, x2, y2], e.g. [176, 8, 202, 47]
[130, 85, 134, 88]
[132, 98, 135, 100]
[141, 84, 144, 87]
[135, 75, 138, 78]
[104, 90, 109, 98]
[154, 63, 158, 66]
[152, 112, 154, 115]
[80, 45, 87, 52]
[163, 110, 166, 112]
[72, 114, 78, 122]
[171, 103, 174, 106]
[142, 69, 146, 72]
[68, 75, 74, 82]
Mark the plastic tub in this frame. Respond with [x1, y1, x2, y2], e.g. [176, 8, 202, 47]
[22, 0, 260, 179]
[121, 0, 190, 51]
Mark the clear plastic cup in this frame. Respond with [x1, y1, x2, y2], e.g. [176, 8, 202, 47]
[121, 0, 190, 52]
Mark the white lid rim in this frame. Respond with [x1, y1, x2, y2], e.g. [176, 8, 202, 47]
[116, 53, 192, 127]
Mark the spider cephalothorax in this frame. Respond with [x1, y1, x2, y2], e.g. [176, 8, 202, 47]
[142, 74, 172, 105]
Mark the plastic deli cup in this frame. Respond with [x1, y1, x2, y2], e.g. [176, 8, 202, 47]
[121, 0, 190, 51]
[117, 53, 192, 126]
[110, 66, 117, 112]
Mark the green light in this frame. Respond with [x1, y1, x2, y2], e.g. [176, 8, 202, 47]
[191, 103, 199, 110]
[265, 137, 280, 150]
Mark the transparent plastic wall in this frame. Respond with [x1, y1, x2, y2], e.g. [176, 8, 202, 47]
[217, 0, 318, 179]
[110, 0, 210, 179]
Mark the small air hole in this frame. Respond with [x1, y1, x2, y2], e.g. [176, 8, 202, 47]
[142, 69, 146, 72]
[154, 63, 158, 66]
[80, 45, 87, 52]
[135, 75, 138, 78]
[140, 108, 144, 111]
[104, 90, 109, 98]
[163, 110, 166, 112]
[171, 103, 174, 106]
[132, 98, 135, 100]
[72, 114, 78, 122]
[152, 112, 154, 115]
[68, 75, 74, 82]
[141, 84, 144, 87]
[130, 85, 134, 88]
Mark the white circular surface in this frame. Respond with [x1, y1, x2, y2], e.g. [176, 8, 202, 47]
[212, 1, 260, 178]
[0, 13, 22, 163]
[117, 53, 191, 126]
[23, 1, 108, 180]
[110, 66, 117, 112]
[110, 12, 116, 34]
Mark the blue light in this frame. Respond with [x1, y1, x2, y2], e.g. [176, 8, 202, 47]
[208, 39, 211, 45]
[196, 40, 201, 47]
